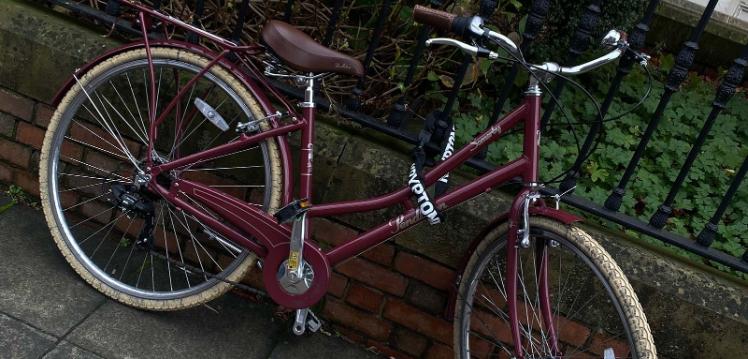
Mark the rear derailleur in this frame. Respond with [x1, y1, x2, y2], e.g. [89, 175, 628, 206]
[108, 182, 156, 251]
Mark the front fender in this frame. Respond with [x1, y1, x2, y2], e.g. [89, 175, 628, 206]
[444, 205, 582, 320]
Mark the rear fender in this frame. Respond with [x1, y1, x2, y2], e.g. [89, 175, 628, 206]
[443, 205, 582, 319]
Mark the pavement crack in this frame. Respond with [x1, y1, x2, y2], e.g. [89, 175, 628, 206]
[37, 299, 108, 358]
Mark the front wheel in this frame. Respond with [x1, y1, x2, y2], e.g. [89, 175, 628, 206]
[454, 217, 656, 358]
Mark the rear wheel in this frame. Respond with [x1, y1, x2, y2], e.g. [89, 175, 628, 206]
[455, 217, 656, 358]
[40, 47, 283, 310]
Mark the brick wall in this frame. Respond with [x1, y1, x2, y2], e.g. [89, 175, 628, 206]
[236, 215, 460, 358]
[0, 88, 56, 198]
[0, 85, 628, 359]
[0, 85, 462, 358]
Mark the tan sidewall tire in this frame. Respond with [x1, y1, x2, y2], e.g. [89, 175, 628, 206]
[453, 217, 657, 359]
[40, 47, 283, 311]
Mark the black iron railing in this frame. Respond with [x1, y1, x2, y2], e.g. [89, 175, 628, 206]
[45, 0, 747, 273]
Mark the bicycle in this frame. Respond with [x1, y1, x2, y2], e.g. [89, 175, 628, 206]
[40, 1, 656, 358]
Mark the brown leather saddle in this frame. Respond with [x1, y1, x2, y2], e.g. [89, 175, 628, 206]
[261, 20, 364, 77]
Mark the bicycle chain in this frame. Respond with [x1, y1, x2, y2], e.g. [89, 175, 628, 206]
[146, 249, 267, 297]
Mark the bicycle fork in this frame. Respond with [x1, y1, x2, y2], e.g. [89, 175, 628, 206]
[506, 189, 561, 358]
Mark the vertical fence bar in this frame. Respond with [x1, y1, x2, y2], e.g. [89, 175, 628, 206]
[559, 0, 660, 192]
[323, 0, 345, 46]
[604, 0, 719, 211]
[429, 1, 497, 144]
[649, 43, 748, 229]
[539, 0, 602, 131]
[696, 156, 748, 247]
[231, 0, 251, 43]
[186, 0, 205, 43]
[283, 0, 295, 22]
[387, 0, 444, 129]
[348, 0, 393, 110]
[475, 0, 550, 159]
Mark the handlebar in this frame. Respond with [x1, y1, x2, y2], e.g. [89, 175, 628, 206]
[414, 5, 637, 78]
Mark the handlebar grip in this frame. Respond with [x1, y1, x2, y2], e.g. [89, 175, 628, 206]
[413, 5, 457, 32]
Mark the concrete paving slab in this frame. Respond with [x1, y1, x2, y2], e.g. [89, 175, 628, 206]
[67, 295, 284, 359]
[268, 331, 380, 359]
[0, 313, 57, 359]
[0, 204, 106, 336]
[42, 341, 104, 359]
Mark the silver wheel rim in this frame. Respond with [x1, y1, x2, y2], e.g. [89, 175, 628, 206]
[47, 57, 274, 300]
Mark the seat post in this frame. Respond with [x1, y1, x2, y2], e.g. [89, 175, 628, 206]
[299, 73, 316, 203]
[301, 72, 315, 109]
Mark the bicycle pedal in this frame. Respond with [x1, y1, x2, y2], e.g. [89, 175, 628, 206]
[292, 308, 321, 336]
[274, 199, 310, 224]
[293, 308, 308, 336]
[306, 310, 321, 333]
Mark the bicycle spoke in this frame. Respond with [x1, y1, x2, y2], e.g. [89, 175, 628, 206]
[103, 216, 135, 273]
[166, 206, 192, 287]
[63, 191, 111, 212]
[123, 73, 149, 138]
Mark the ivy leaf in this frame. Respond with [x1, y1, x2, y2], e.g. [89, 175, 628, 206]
[439, 74, 455, 88]
[427, 71, 438, 82]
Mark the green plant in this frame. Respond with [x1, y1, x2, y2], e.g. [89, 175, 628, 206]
[445, 51, 748, 278]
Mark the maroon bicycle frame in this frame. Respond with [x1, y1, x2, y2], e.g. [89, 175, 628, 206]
[56, 1, 578, 355]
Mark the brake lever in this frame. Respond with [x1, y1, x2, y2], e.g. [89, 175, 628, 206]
[425, 38, 499, 60]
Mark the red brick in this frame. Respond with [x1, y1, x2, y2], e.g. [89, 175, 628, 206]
[14, 171, 39, 197]
[394, 251, 454, 290]
[361, 243, 395, 265]
[587, 333, 630, 357]
[322, 298, 391, 341]
[34, 103, 55, 127]
[240, 266, 265, 290]
[0, 89, 33, 121]
[16, 122, 44, 149]
[58, 139, 85, 162]
[69, 120, 141, 158]
[474, 285, 507, 312]
[424, 342, 453, 359]
[181, 169, 246, 199]
[392, 327, 429, 357]
[313, 219, 357, 247]
[561, 348, 596, 359]
[0, 162, 12, 183]
[85, 151, 127, 177]
[516, 301, 590, 348]
[0, 112, 15, 136]
[332, 324, 365, 343]
[554, 315, 592, 348]
[0, 138, 31, 168]
[366, 339, 415, 359]
[405, 281, 446, 314]
[469, 335, 498, 359]
[469, 308, 513, 344]
[345, 283, 384, 313]
[327, 272, 348, 298]
[79, 199, 115, 225]
[383, 299, 452, 344]
[58, 190, 79, 209]
[336, 257, 408, 296]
